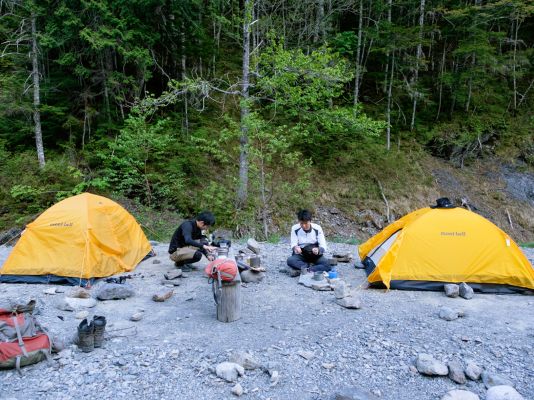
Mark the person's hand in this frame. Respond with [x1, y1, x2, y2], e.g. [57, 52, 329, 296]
[312, 247, 319, 255]
[294, 246, 302, 254]
[203, 245, 217, 252]
[207, 254, 215, 261]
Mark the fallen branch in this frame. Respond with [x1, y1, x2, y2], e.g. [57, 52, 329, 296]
[374, 177, 391, 223]
[505, 209, 514, 230]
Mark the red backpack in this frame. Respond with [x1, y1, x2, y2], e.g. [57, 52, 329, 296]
[0, 300, 52, 373]
[204, 259, 238, 282]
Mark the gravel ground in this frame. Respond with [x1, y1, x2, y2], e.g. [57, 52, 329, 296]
[0, 241, 533, 400]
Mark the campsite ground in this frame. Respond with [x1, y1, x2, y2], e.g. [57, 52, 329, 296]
[0, 241, 533, 400]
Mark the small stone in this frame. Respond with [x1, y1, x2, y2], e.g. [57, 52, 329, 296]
[95, 283, 135, 300]
[215, 362, 245, 382]
[448, 360, 467, 384]
[64, 297, 97, 309]
[229, 351, 260, 370]
[68, 287, 91, 299]
[75, 310, 89, 319]
[440, 389, 480, 400]
[415, 354, 448, 376]
[322, 363, 335, 369]
[459, 283, 474, 300]
[444, 284, 460, 298]
[464, 361, 482, 380]
[481, 371, 514, 388]
[130, 312, 144, 321]
[311, 280, 332, 291]
[231, 383, 243, 396]
[43, 288, 57, 295]
[439, 307, 460, 321]
[161, 279, 180, 286]
[247, 238, 261, 254]
[335, 387, 380, 400]
[55, 299, 75, 312]
[298, 350, 315, 360]
[152, 259, 161, 264]
[152, 290, 174, 302]
[333, 281, 348, 299]
[486, 385, 524, 400]
[164, 270, 182, 280]
[270, 370, 279, 385]
[337, 296, 362, 309]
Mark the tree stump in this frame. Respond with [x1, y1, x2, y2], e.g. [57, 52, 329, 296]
[215, 270, 241, 323]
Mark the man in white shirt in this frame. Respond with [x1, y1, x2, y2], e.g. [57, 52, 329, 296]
[287, 209, 330, 277]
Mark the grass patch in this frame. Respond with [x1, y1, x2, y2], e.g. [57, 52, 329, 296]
[330, 236, 360, 245]
[520, 242, 534, 248]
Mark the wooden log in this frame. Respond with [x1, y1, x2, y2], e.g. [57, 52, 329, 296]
[216, 272, 241, 323]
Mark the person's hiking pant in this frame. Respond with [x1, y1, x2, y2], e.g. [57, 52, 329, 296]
[287, 253, 330, 272]
[170, 246, 202, 266]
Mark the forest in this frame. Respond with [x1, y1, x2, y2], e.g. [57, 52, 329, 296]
[0, 0, 533, 239]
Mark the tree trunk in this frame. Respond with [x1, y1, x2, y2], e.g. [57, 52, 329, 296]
[410, 0, 425, 131]
[386, 52, 395, 151]
[31, 13, 45, 168]
[237, 0, 253, 208]
[313, 0, 325, 43]
[512, 16, 520, 112]
[465, 54, 476, 112]
[435, 42, 446, 121]
[181, 22, 189, 134]
[353, 0, 364, 106]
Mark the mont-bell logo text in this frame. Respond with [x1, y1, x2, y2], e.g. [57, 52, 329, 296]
[49, 222, 74, 227]
[440, 231, 466, 237]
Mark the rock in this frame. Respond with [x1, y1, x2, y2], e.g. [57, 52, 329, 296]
[415, 354, 448, 376]
[459, 283, 474, 300]
[164, 270, 182, 280]
[440, 389, 480, 400]
[298, 350, 315, 360]
[43, 288, 57, 295]
[240, 270, 265, 283]
[269, 370, 279, 385]
[130, 312, 144, 322]
[322, 363, 335, 369]
[75, 310, 89, 319]
[337, 296, 362, 309]
[439, 307, 460, 321]
[335, 387, 380, 400]
[298, 273, 315, 287]
[444, 284, 460, 298]
[161, 279, 180, 286]
[63, 297, 97, 309]
[464, 361, 482, 380]
[247, 238, 261, 254]
[229, 351, 260, 370]
[95, 283, 135, 300]
[333, 281, 348, 299]
[231, 383, 243, 396]
[68, 287, 91, 299]
[481, 371, 514, 388]
[215, 362, 245, 382]
[311, 280, 332, 291]
[152, 290, 174, 302]
[55, 299, 75, 312]
[486, 386, 524, 400]
[152, 259, 161, 264]
[448, 360, 467, 384]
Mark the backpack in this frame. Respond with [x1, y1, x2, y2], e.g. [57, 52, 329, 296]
[0, 300, 52, 373]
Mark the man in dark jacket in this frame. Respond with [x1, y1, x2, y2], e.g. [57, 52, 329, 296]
[169, 211, 217, 269]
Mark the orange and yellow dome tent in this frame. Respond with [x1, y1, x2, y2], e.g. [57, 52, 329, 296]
[0, 193, 152, 286]
[358, 200, 534, 294]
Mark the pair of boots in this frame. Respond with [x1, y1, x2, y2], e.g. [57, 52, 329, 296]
[78, 315, 106, 353]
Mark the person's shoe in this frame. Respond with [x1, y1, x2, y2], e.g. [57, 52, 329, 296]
[288, 268, 301, 277]
[92, 315, 106, 348]
[77, 318, 94, 353]
[180, 263, 195, 272]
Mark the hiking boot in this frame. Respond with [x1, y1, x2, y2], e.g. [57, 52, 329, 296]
[289, 268, 301, 277]
[77, 319, 94, 353]
[93, 315, 106, 348]
[180, 263, 195, 272]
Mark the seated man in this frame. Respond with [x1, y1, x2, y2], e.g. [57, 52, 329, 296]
[168, 211, 217, 270]
[287, 209, 330, 277]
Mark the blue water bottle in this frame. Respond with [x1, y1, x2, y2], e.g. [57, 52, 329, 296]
[328, 268, 338, 279]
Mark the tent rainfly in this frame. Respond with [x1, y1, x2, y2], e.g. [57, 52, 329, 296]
[0, 193, 152, 286]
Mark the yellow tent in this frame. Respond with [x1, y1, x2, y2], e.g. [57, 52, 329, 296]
[358, 205, 534, 293]
[0, 193, 152, 285]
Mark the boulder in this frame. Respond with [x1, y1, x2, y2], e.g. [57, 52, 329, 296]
[444, 284, 460, 298]
[240, 270, 265, 283]
[95, 283, 135, 300]
[415, 354, 448, 376]
[459, 283, 474, 300]
[440, 390, 480, 400]
[246, 238, 261, 254]
[486, 386, 524, 400]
